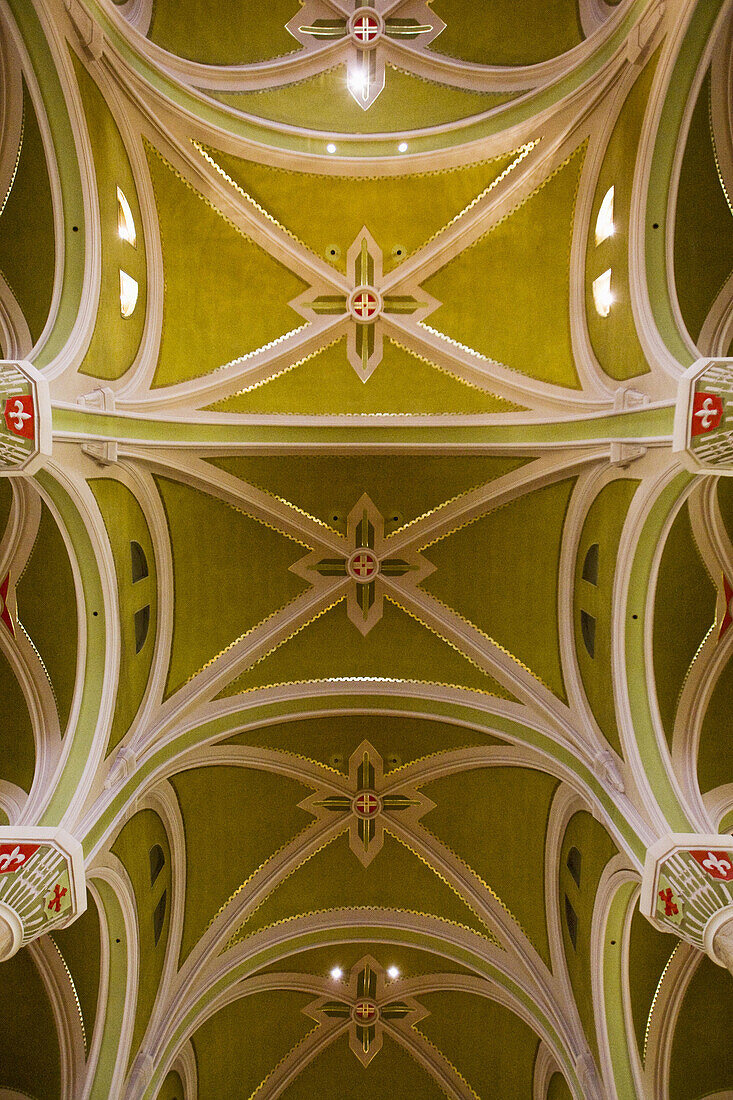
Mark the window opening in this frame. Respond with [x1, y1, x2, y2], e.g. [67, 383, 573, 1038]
[134, 605, 150, 653]
[130, 540, 148, 583]
[595, 185, 615, 245]
[567, 846, 582, 888]
[582, 543, 599, 585]
[153, 890, 167, 946]
[564, 895, 578, 949]
[117, 186, 136, 246]
[581, 610, 596, 659]
[149, 844, 165, 886]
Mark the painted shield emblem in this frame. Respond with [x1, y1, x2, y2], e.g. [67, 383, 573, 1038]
[691, 392, 723, 436]
[690, 849, 733, 881]
[0, 843, 40, 874]
[4, 395, 34, 439]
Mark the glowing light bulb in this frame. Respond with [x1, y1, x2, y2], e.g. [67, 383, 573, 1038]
[592, 268, 614, 317]
[326, 142, 337, 154]
[398, 141, 408, 153]
[387, 966, 400, 979]
[330, 966, 343, 980]
[595, 185, 615, 245]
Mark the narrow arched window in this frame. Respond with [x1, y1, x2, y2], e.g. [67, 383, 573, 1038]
[582, 543, 599, 586]
[134, 605, 150, 653]
[153, 890, 167, 946]
[564, 895, 578, 949]
[119, 270, 138, 317]
[581, 610, 596, 659]
[567, 846, 582, 888]
[149, 844, 165, 886]
[595, 185, 615, 245]
[117, 186, 136, 246]
[130, 540, 148, 583]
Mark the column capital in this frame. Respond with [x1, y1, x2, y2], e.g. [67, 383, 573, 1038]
[641, 834, 733, 971]
[0, 827, 85, 961]
[0, 361, 51, 475]
[673, 358, 733, 474]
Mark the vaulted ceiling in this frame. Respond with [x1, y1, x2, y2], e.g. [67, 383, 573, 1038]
[0, 1, 732, 1098]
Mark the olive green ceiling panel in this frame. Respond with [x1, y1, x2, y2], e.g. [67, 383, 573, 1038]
[52, 889, 102, 1058]
[208, 336, 521, 415]
[235, 831, 493, 944]
[212, 66, 516, 133]
[147, 0, 297, 64]
[422, 477, 575, 701]
[0, 946, 61, 1099]
[0, 81, 55, 345]
[71, 54, 147, 382]
[192, 990, 314, 1100]
[429, 0, 583, 65]
[158, 1070, 185, 1100]
[89, 479, 156, 755]
[199, 145, 518, 277]
[585, 50, 660, 382]
[0, 478, 11, 535]
[111, 808, 172, 1064]
[626, 902, 676, 1064]
[282, 1030, 446, 1100]
[423, 145, 586, 390]
[170, 765, 311, 962]
[697, 651, 733, 796]
[652, 501, 715, 747]
[558, 810, 618, 1063]
[225, 714, 506, 775]
[255, 940, 480, 980]
[421, 767, 558, 967]
[210, 454, 527, 536]
[674, 69, 733, 346]
[154, 475, 308, 698]
[669, 955, 733, 1100]
[0, 645, 35, 793]
[547, 1072, 574, 1100]
[718, 475, 733, 548]
[17, 501, 78, 734]
[575, 478, 640, 755]
[418, 990, 539, 1098]
[145, 145, 307, 388]
[218, 599, 515, 699]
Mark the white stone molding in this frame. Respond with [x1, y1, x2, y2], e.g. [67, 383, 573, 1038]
[30, 933, 87, 1099]
[168, 1039, 197, 1100]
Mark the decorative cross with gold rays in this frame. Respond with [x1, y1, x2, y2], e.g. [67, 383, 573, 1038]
[290, 228, 439, 380]
[291, 492, 434, 634]
[299, 741, 434, 865]
[305, 957, 427, 1064]
[286, 0, 445, 109]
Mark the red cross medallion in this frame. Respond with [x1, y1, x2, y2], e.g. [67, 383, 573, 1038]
[351, 12, 380, 43]
[347, 548, 379, 583]
[348, 287, 381, 323]
[353, 791, 380, 818]
[354, 1000, 378, 1022]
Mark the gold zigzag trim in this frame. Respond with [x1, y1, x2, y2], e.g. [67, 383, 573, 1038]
[218, 593, 348, 692]
[208, 464, 343, 539]
[421, 141, 587, 378]
[383, 592, 519, 696]
[49, 934, 87, 1052]
[411, 1025, 481, 1100]
[248, 1022, 322, 1100]
[415, 819, 537, 952]
[0, 103, 23, 219]
[385, 474, 524, 541]
[212, 334, 344, 400]
[386, 828, 499, 943]
[229, 905, 496, 954]
[709, 79, 733, 218]
[643, 941, 680, 1064]
[385, 335, 516, 405]
[230, 674, 506, 700]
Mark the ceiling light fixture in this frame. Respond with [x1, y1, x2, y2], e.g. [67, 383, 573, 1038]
[398, 141, 408, 153]
[326, 142, 337, 154]
[387, 966, 400, 979]
[330, 966, 343, 980]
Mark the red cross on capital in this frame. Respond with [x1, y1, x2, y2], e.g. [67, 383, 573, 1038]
[352, 13, 379, 42]
[354, 1000, 377, 1021]
[47, 884, 67, 913]
[658, 887, 678, 917]
[354, 792, 379, 817]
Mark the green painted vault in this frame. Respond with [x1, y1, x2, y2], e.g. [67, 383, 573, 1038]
[0, 0, 731, 1098]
